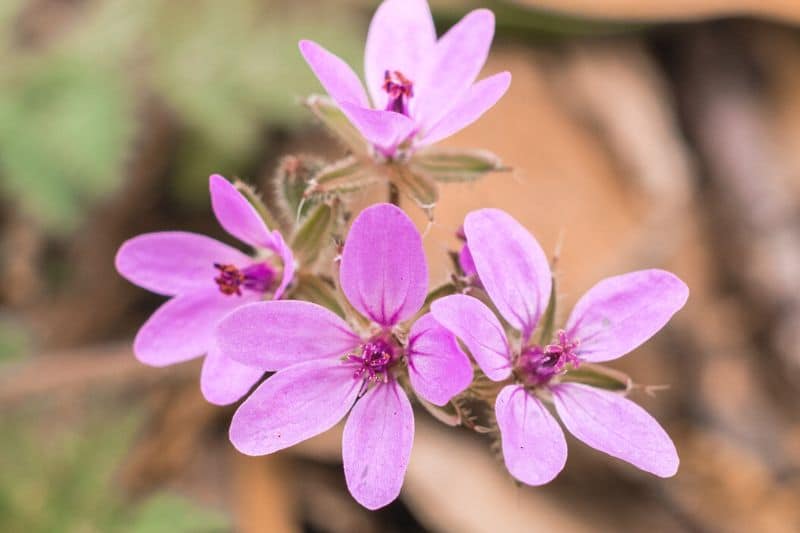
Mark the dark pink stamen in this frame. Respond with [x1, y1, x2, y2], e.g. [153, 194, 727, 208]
[346, 339, 396, 384]
[517, 330, 581, 386]
[214, 262, 274, 296]
[382, 70, 413, 116]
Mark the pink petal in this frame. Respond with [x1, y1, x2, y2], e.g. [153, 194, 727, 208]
[338, 102, 416, 153]
[116, 232, 249, 296]
[552, 383, 679, 477]
[464, 208, 552, 342]
[420, 71, 511, 145]
[200, 345, 264, 406]
[340, 203, 427, 326]
[270, 231, 295, 300]
[414, 9, 495, 132]
[458, 243, 478, 277]
[406, 313, 473, 406]
[229, 359, 361, 455]
[495, 385, 568, 486]
[342, 380, 414, 510]
[364, 0, 436, 109]
[134, 289, 258, 367]
[215, 300, 359, 371]
[210, 175, 274, 250]
[565, 269, 689, 363]
[430, 294, 511, 381]
[298, 40, 369, 107]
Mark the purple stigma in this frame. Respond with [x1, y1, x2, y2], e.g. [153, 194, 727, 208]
[346, 339, 396, 384]
[516, 330, 581, 386]
[382, 70, 413, 116]
[213, 262, 275, 296]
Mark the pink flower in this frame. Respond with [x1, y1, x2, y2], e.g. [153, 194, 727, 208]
[431, 209, 689, 484]
[299, 0, 510, 158]
[215, 203, 472, 509]
[115, 175, 295, 405]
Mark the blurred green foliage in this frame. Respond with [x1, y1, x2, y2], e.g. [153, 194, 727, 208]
[0, 0, 362, 232]
[0, 314, 31, 363]
[0, 403, 228, 532]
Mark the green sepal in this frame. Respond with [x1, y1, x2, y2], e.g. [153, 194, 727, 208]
[288, 273, 345, 318]
[272, 154, 324, 226]
[537, 276, 557, 345]
[411, 147, 507, 183]
[417, 396, 461, 427]
[302, 95, 366, 155]
[233, 180, 281, 233]
[384, 162, 438, 216]
[561, 364, 632, 392]
[289, 201, 336, 268]
[305, 155, 378, 196]
[417, 282, 458, 317]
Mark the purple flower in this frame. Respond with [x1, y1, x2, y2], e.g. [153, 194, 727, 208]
[115, 175, 295, 405]
[299, 0, 510, 158]
[215, 203, 472, 509]
[431, 209, 689, 484]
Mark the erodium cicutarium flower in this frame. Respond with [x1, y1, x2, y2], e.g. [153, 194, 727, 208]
[115, 175, 295, 405]
[215, 203, 472, 509]
[299, 0, 510, 158]
[431, 209, 689, 485]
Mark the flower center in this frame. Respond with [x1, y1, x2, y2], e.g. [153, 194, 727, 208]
[213, 262, 274, 296]
[516, 330, 580, 386]
[345, 338, 397, 384]
[382, 70, 413, 116]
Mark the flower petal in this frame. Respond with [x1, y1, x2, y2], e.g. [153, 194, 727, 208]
[270, 230, 295, 300]
[420, 71, 511, 145]
[495, 385, 568, 486]
[566, 269, 689, 363]
[340, 203, 427, 326]
[215, 300, 359, 371]
[338, 102, 416, 153]
[134, 289, 257, 367]
[298, 40, 369, 107]
[430, 294, 511, 381]
[200, 345, 264, 406]
[229, 359, 361, 455]
[364, 0, 436, 109]
[407, 313, 472, 406]
[414, 9, 495, 131]
[116, 232, 249, 296]
[342, 380, 414, 510]
[210, 174, 274, 250]
[458, 243, 477, 277]
[552, 383, 679, 477]
[464, 208, 551, 341]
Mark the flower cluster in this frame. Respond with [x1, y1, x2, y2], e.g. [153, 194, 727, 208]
[115, 0, 689, 512]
